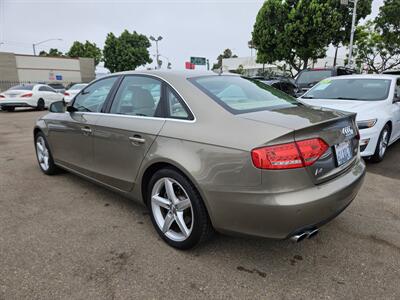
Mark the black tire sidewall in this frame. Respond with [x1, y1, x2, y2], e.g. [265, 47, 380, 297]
[147, 168, 209, 250]
[371, 124, 390, 162]
[37, 99, 45, 111]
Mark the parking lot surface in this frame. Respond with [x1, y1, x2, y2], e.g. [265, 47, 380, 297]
[0, 109, 399, 299]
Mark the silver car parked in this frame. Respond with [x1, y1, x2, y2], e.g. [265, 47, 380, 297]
[34, 71, 366, 249]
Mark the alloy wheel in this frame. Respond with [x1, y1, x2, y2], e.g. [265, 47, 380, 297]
[36, 136, 50, 171]
[151, 177, 194, 242]
[379, 129, 389, 158]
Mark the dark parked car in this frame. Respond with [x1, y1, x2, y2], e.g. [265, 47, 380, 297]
[254, 76, 300, 97]
[295, 67, 356, 95]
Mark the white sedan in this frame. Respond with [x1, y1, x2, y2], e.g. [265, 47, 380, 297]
[0, 84, 64, 112]
[63, 83, 88, 103]
[299, 74, 400, 162]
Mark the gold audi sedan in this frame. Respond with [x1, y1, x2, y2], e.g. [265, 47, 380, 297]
[34, 71, 366, 249]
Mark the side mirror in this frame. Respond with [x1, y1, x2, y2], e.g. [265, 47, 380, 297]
[49, 101, 66, 113]
[394, 91, 400, 103]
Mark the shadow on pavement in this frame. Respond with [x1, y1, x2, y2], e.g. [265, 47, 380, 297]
[365, 139, 400, 180]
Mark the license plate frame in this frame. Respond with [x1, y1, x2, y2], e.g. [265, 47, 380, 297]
[334, 140, 353, 166]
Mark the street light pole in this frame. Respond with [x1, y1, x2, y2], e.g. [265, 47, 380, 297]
[347, 0, 358, 68]
[150, 35, 163, 69]
[32, 38, 63, 56]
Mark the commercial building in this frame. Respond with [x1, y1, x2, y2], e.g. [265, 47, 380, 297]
[0, 52, 95, 91]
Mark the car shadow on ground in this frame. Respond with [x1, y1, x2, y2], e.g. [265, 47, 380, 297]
[365, 139, 400, 180]
[0, 108, 43, 113]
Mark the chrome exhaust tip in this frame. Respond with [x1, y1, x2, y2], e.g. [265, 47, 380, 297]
[290, 232, 308, 243]
[306, 228, 319, 239]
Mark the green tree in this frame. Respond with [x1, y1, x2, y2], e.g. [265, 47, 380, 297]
[353, 20, 400, 73]
[252, 0, 341, 72]
[39, 48, 63, 57]
[103, 30, 152, 73]
[67, 41, 102, 65]
[212, 48, 238, 70]
[375, 0, 400, 47]
[328, 0, 372, 66]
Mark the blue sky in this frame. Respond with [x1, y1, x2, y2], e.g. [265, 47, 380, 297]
[0, 0, 385, 70]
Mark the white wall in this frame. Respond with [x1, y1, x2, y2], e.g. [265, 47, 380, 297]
[15, 55, 82, 83]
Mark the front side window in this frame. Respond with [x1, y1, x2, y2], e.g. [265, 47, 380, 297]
[110, 76, 161, 117]
[190, 76, 298, 114]
[73, 77, 118, 112]
[303, 78, 391, 101]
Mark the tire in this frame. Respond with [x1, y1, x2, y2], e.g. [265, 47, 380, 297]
[34, 132, 60, 175]
[370, 124, 391, 163]
[147, 168, 213, 250]
[36, 99, 45, 111]
[3, 107, 15, 112]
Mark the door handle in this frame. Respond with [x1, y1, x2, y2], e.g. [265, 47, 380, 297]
[81, 127, 92, 135]
[129, 136, 145, 145]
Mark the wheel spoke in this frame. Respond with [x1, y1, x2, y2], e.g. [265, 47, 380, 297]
[174, 212, 190, 237]
[176, 198, 191, 211]
[152, 194, 171, 209]
[37, 142, 44, 153]
[164, 178, 178, 204]
[162, 212, 174, 233]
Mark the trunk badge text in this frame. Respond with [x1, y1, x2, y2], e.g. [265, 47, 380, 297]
[342, 126, 354, 137]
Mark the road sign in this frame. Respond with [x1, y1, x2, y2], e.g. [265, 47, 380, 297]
[190, 57, 206, 66]
[185, 62, 195, 70]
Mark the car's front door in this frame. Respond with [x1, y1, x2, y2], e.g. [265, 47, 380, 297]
[391, 78, 400, 141]
[46, 76, 119, 176]
[92, 75, 166, 191]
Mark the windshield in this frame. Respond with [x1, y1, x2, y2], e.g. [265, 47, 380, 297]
[8, 84, 34, 91]
[190, 76, 299, 114]
[69, 84, 87, 90]
[296, 70, 332, 85]
[303, 78, 391, 101]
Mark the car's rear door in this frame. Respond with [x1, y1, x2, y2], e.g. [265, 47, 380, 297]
[46, 76, 120, 176]
[91, 75, 166, 191]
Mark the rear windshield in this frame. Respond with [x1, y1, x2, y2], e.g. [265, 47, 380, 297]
[190, 76, 299, 114]
[302, 78, 391, 101]
[9, 84, 34, 91]
[69, 84, 87, 90]
[296, 70, 332, 85]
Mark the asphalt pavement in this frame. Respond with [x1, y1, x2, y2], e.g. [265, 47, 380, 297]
[0, 109, 399, 299]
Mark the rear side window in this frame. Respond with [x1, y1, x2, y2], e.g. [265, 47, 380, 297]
[110, 76, 162, 117]
[190, 76, 298, 114]
[9, 85, 34, 91]
[166, 87, 190, 119]
[296, 70, 332, 85]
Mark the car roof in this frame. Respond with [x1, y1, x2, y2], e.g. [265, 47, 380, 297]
[113, 70, 236, 80]
[325, 74, 399, 80]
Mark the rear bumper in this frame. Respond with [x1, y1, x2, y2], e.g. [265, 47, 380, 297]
[204, 157, 366, 239]
[0, 100, 36, 108]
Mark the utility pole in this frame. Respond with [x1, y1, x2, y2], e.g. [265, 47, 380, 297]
[150, 36, 163, 69]
[32, 38, 63, 56]
[347, 0, 358, 68]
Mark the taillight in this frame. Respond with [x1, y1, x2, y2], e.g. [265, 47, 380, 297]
[21, 93, 33, 98]
[251, 138, 329, 170]
[64, 92, 70, 96]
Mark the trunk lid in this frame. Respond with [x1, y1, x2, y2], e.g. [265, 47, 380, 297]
[241, 104, 359, 184]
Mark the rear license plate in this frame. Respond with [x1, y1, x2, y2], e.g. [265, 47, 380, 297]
[335, 140, 353, 166]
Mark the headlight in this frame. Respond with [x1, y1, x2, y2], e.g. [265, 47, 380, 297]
[357, 119, 377, 129]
